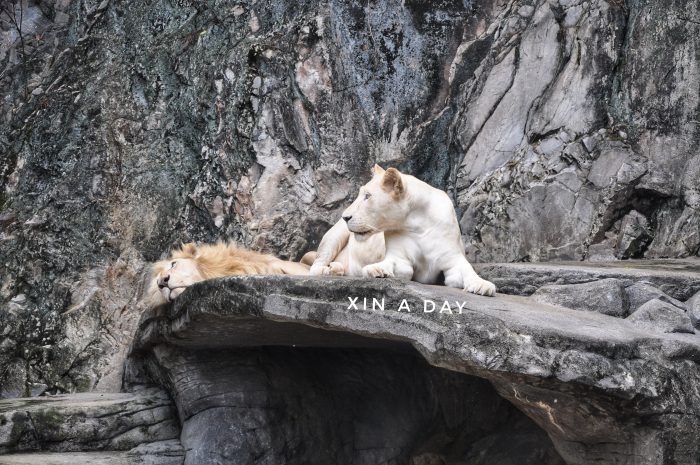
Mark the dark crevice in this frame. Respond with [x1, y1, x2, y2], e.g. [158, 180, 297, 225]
[528, 126, 564, 145]
[589, 186, 678, 259]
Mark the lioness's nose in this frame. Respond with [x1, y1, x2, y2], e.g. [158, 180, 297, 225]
[157, 274, 170, 289]
[342, 215, 352, 222]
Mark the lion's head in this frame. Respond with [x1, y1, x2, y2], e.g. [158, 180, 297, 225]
[143, 242, 305, 307]
[341, 165, 408, 242]
[145, 243, 206, 306]
[154, 258, 204, 302]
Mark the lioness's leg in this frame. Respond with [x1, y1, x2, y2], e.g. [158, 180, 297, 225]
[443, 257, 496, 296]
[362, 257, 413, 279]
[310, 219, 351, 275]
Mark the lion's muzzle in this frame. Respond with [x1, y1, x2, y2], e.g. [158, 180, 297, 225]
[157, 274, 169, 289]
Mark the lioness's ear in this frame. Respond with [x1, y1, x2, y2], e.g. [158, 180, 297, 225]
[381, 167, 404, 198]
[372, 164, 385, 176]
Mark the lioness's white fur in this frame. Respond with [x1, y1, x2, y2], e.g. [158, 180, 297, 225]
[308, 165, 496, 296]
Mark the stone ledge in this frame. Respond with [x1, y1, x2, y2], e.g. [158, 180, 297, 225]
[474, 259, 700, 299]
[0, 443, 184, 465]
[128, 274, 700, 465]
[0, 390, 179, 455]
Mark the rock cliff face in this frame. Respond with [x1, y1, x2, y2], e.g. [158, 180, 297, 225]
[0, 0, 699, 434]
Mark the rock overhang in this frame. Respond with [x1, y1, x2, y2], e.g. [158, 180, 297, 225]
[133, 275, 700, 366]
[128, 272, 700, 464]
[129, 275, 700, 409]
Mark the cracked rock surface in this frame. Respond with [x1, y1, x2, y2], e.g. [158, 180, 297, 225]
[1, 0, 700, 397]
[0, 389, 180, 455]
[0, 390, 184, 464]
[128, 274, 700, 465]
[0, 446, 184, 465]
[531, 278, 628, 317]
[474, 259, 700, 298]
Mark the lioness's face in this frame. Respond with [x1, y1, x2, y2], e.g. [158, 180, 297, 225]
[342, 165, 406, 241]
[155, 258, 204, 301]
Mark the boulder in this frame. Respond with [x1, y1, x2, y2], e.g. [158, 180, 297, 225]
[625, 281, 687, 314]
[626, 299, 695, 334]
[686, 291, 700, 329]
[615, 211, 653, 259]
[531, 278, 627, 317]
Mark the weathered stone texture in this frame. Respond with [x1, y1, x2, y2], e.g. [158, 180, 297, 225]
[531, 278, 628, 317]
[127, 276, 700, 465]
[627, 298, 695, 334]
[0, 390, 184, 464]
[0, 389, 179, 454]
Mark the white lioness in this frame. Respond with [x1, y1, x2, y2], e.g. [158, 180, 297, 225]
[306, 165, 496, 296]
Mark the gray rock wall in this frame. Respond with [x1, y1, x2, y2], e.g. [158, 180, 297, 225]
[0, 0, 699, 394]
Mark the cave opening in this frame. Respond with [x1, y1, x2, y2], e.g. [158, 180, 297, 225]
[165, 343, 565, 465]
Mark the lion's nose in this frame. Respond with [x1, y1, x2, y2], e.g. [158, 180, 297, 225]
[342, 215, 352, 223]
[157, 274, 170, 289]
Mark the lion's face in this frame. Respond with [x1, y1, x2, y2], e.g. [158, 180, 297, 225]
[155, 258, 205, 302]
[342, 165, 407, 241]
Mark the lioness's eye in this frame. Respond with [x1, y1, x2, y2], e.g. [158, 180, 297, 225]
[364, 192, 371, 200]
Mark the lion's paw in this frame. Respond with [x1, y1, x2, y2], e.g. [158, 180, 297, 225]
[464, 277, 496, 297]
[362, 263, 394, 278]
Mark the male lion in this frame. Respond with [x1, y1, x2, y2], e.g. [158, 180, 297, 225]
[305, 165, 496, 296]
[145, 242, 309, 306]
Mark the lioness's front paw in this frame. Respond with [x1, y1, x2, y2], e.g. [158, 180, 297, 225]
[328, 262, 345, 276]
[309, 264, 324, 276]
[464, 278, 496, 297]
[362, 263, 394, 278]
[310, 262, 346, 276]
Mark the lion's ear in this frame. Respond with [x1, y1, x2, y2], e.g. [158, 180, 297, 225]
[381, 167, 404, 198]
[180, 242, 198, 258]
[372, 164, 385, 176]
